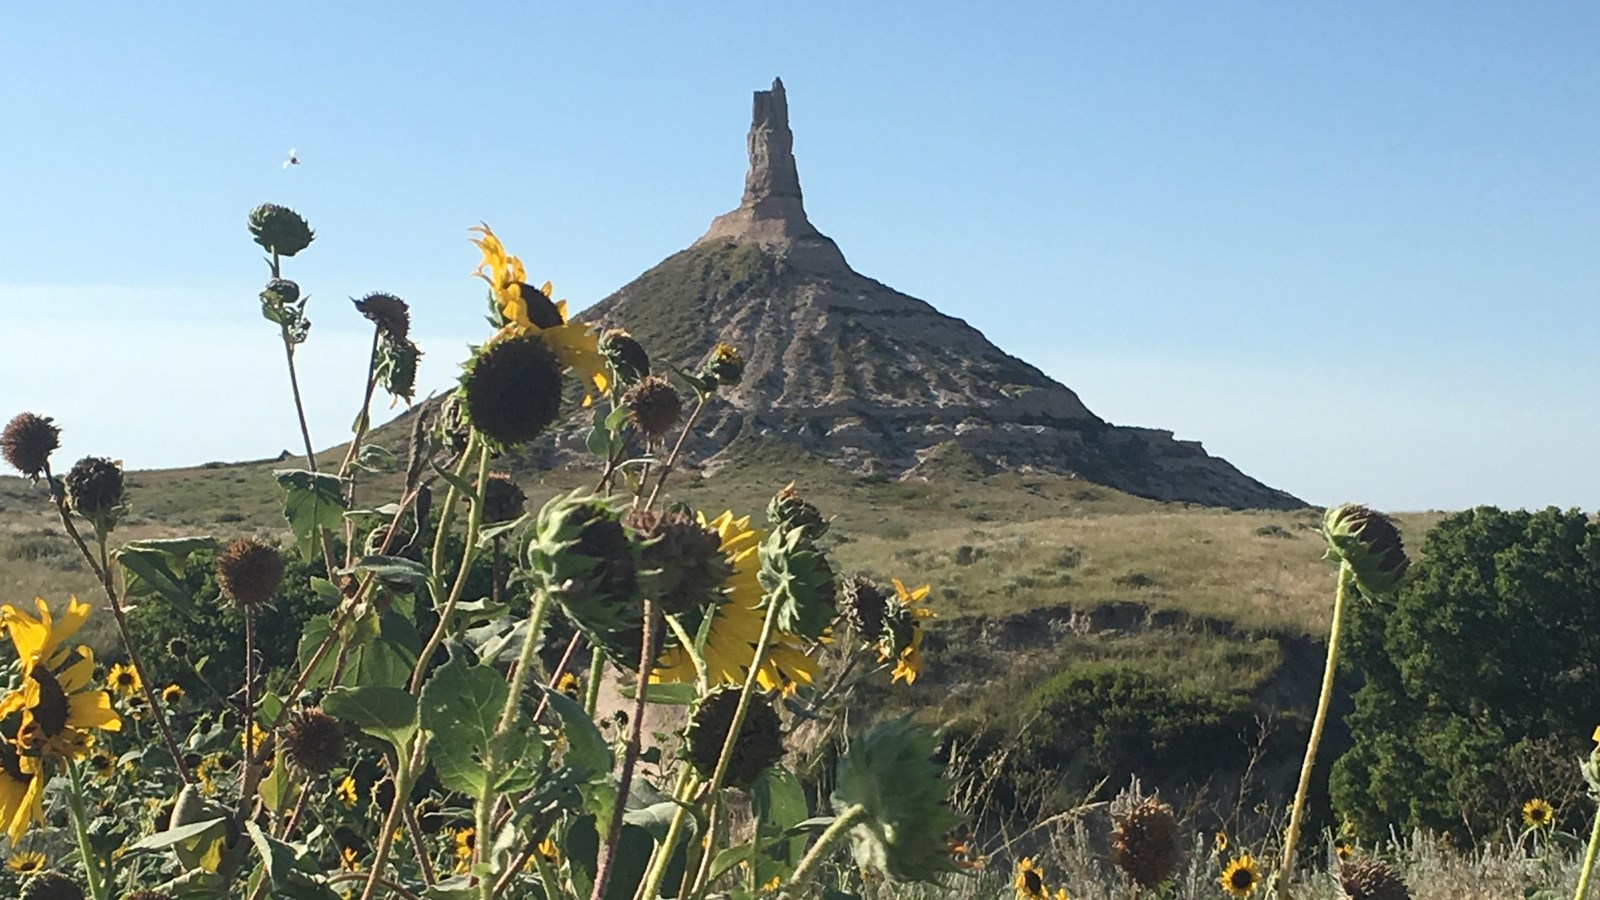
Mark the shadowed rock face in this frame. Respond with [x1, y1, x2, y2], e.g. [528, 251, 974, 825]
[571, 78, 1303, 510]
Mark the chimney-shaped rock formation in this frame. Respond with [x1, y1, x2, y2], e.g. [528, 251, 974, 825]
[698, 78, 849, 273]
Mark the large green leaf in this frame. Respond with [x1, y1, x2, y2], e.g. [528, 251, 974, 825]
[275, 469, 347, 557]
[419, 653, 509, 799]
[296, 609, 418, 690]
[535, 683, 611, 776]
[114, 536, 219, 617]
[323, 685, 419, 753]
[752, 765, 810, 884]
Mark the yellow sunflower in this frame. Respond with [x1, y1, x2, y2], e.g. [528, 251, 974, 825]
[452, 826, 475, 872]
[336, 774, 358, 809]
[1014, 856, 1049, 900]
[6, 850, 44, 876]
[1522, 797, 1555, 829]
[107, 662, 141, 698]
[0, 741, 44, 844]
[0, 598, 121, 758]
[879, 579, 935, 685]
[469, 224, 607, 401]
[161, 683, 185, 705]
[651, 511, 819, 693]
[1220, 853, 1262, 897]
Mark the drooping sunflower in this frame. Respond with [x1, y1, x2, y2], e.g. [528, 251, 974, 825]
[878, 579, 935, 685]
[469, 224, 607, 400]
[1522, 797, 1555, 829]
[1014, 857, 1049, 900]
[1220, 853, 1262, 898]
[650, 511, 819, 693]
[0, 598, 121, 757]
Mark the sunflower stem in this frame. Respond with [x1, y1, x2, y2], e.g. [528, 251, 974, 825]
[498, 587, 554, 735]
[592, 600, 659, 900]
[585, 647, 606, 717]
[635, 768, 701, 900]
[1280, 562, 1353, 884]
[358, 743, 418, 900]
[786, 803, 866, 891]
[412, 436, 487, 695]
[65, 760, 110, 900]
[1575, 791, 1600, 900]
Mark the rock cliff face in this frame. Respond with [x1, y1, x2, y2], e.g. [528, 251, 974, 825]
[572, 79, 1302, 510]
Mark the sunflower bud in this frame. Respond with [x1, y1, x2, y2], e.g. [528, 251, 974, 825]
[758, 527, 838, 641]
[525, 493, 644, 662]
[1, 412, 60, 479]
[686, 687, 784, 788]
[353, 292, 411, 341]
[1111, 796, 1182, 889]
[216, 538, 285, 611]
[283, 708, 346, 775]
[766, 483, 827, 542]
[841, 575, 889, 641]
[461, 334, 565, 449]
[248, 203, 315, 257]
[63, 456, 123, 518]
[261, 278, 300, 306]
[1322, 504, 1410, 596]
[701, 343, 744, 387]
[598, 329, 651, 386]
[1338, 857, 1411, 900]
[19, 873, 85, 900]
[624, 509, 730, 616]
[482, 472, 527, 524]
[621, 375, 683, 440]
[830, 717, 961, 881]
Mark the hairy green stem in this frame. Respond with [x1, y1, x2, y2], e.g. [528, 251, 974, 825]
[785, 804, 866, 891]
[634, 768, 700, 900]
[642, 393, 708, 511]
[412, 437, 487, 694]
[585, 647, 606, 717]
[592, 601, 658, 900]
[1575, 790, 1600, 900]
[358, 747, 418, 900]
[1280, 563, 1353, 883]
[65, 761, 110, 900]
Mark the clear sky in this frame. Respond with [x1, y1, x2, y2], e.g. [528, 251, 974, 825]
[2, 3, 1596, 512]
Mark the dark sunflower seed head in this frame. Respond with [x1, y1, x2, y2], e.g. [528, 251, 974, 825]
[1, 412, 60, 478]
[216, 538, 285, 611]
[63, 456, 123, 517]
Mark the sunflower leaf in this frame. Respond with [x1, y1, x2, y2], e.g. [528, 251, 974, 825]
[274, 469, 347, 557]
[323, 685, 419, 754]
[419, 651, 509, 800]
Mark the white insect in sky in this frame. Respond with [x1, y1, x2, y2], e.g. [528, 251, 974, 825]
[282, 148, 300, 169]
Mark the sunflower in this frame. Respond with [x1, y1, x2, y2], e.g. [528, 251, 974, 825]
[1522, 798, 1555, 829]
[336, 774, 358, 809]
[1014, 857, 1049, 900]
[0, 742, 44, 844]
[1220, 853, 1262, 898]
[878, 579, 935, 685]
[107, 663, 140, 698]
[161, 684, 185, 705]
[1334, 840, 1354, 862]
[452, 826, 475, 873]
[0, 599, 121, 758]
[89, 749, 115, 780]
[469, 224, 607, 401]
[6, 850, 44, 876]
[651, 511, 820, 693]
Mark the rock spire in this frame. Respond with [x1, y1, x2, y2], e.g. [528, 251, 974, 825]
[697, 78, 849, 272]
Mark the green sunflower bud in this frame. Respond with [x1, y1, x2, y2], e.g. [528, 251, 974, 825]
[461, 334, 565, 449]
[766, 483, 827, 542]
[248, 203, 315, 257]
[261, 278, 300, 306]
[831, 717, 960, 881]
[1322, 504, 1410, 596]
[523, 492, 645, 662]
[598, 328, 651, 386]
[686, 687, 784, 788]
[1, 412, 60, 479]
[700, 343, 745, 387]
[758, 526, 838, 641]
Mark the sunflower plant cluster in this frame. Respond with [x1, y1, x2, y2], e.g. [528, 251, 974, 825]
[0, 209, 963, 900]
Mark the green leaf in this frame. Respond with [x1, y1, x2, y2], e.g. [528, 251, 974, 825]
[258, 753, 292, 813]
[356, 443, 398, 473]
[323, 685, 419, 752]
[709, 844, 754, 882]
[535, 683, 611, 776]
[586, 406, 615, 459]
[430, 459, 477, 498]
[616, 681, 698, 705]
[419, 651, 509, 799]
[244, 820, 297, 887]
[355, 554, 431, 591]
[274, 469, 347, 557]
[114, 536, 219, 617]
[128, 816, 230, 851]
[753, 765, 810, 881]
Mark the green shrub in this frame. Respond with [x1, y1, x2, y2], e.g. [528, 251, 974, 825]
[1331, 506, 1600, 842]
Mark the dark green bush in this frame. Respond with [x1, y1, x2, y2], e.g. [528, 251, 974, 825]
[1331, 506, 1600, 842]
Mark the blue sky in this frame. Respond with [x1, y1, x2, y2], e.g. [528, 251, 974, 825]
[2, 4, 1596, 511]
